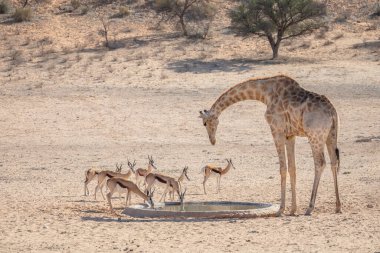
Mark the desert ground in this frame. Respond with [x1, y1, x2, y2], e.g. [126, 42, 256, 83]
[0, 0, 380, 252]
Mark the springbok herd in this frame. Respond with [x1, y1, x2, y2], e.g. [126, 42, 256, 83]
[84, 156, 235, 214]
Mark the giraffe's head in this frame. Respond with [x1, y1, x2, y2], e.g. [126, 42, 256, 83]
[199, 110, 219, 145]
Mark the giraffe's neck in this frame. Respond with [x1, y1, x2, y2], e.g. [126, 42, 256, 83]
[221, 163, 232, 175]
[210, 79, 271, 117]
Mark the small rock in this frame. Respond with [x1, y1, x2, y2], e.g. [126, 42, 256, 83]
[366, 204, 374, 208]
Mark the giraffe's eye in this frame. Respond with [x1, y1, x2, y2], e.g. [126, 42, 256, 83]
[203, 122, 207, 126]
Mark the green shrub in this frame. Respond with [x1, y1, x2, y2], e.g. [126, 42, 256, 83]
[0, 0, 11, 14]
[13, 7, 33, 22]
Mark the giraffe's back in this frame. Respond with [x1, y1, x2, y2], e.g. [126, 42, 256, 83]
[267, 76, 337, 137]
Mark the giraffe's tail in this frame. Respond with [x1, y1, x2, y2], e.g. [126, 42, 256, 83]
[335, 147, 340, 173]
[330, 113, 340, 173]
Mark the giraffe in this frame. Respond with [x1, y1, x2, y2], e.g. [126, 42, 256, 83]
[199, 75, 341, 216]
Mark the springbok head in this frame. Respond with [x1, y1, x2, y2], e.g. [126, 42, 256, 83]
[115, 163, 123, 173]
[148, 155, 157, 170]
[199, 109, 219, 145]
[226, 159, 236, 170]
[127, 159, 136, 173]
[183, 166, 190, 181]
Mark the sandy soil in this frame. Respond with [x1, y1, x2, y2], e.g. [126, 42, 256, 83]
[0, 1, 380, 252]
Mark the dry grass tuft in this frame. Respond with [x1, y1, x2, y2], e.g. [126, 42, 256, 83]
[13, 7, 33, 22]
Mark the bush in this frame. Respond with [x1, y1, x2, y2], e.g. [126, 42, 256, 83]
[117, 6, 129, 17]
[79, 5, 88, 15]
[155, 0, 171, 11]
[230, 0, 326, 59]
[0, 0, 11, 14]
[154, 0, 216, 37]
[70, 0, 80, 10]
[13, 7, 32, 22]
[369, 3, 380, 18]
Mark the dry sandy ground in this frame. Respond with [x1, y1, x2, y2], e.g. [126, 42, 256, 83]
[0, 3, 380, 252]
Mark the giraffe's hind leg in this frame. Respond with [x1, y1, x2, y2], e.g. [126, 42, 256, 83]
[305, 141, 327, 215]
[303, 110, 332, 215]
[326, 136, 341, 213]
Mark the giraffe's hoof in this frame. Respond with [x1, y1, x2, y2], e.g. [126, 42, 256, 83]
[335, 208, 342, 214]
[276, 209, 284, 217]
[290, 206, 298, 216]
[305, 209, 313, 216]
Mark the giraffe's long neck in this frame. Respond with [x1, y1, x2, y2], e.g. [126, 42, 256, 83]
[221, 163, 232, 175]
[210, 79, 271, 117]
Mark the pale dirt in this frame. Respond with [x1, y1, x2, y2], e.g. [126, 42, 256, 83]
[0, 1, 379, 252]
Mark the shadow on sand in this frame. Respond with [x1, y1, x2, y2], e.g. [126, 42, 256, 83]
[81, 216, 240, 223]
[166, 58, 277, 73]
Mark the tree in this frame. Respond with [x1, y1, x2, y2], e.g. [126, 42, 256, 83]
[230, 0, 326, 59]
[155, 0, 215, 37]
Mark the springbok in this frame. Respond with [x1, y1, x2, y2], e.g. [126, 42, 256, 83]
[169, 166, 190, 200]
[134, 155, 157, 188]
[94, 162, 135, 200]
[145, 167, 188, 203]
[84, 164, 122, 196]
[201, 159, 236, 194]
[106, 178, 154, 214]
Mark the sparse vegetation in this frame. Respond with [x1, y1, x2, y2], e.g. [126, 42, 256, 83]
[230, 0, 326, 59]
[70, 0, 80, 10]
[334, 10, 350, 23]
[98, 16, 112, 48]
[322, 40, 333, 46]
[117, 6, 129, 17]
[332, 32, 344, 40]
[0, 0, 11, 14]
[314, 26, 328, 39]
[13, 7, 33, 22]
[79, 5, 89, 15]
[154, 0, 216, 37]
[369, 2, 380, 18]
[10, 50, 24, 65]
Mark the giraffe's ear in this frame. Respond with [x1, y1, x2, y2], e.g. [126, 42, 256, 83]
[199, 110, 206, 118]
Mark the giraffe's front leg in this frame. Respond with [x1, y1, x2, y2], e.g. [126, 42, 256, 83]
[272, 132, 287, 216]
[286, 136, 297, 216]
